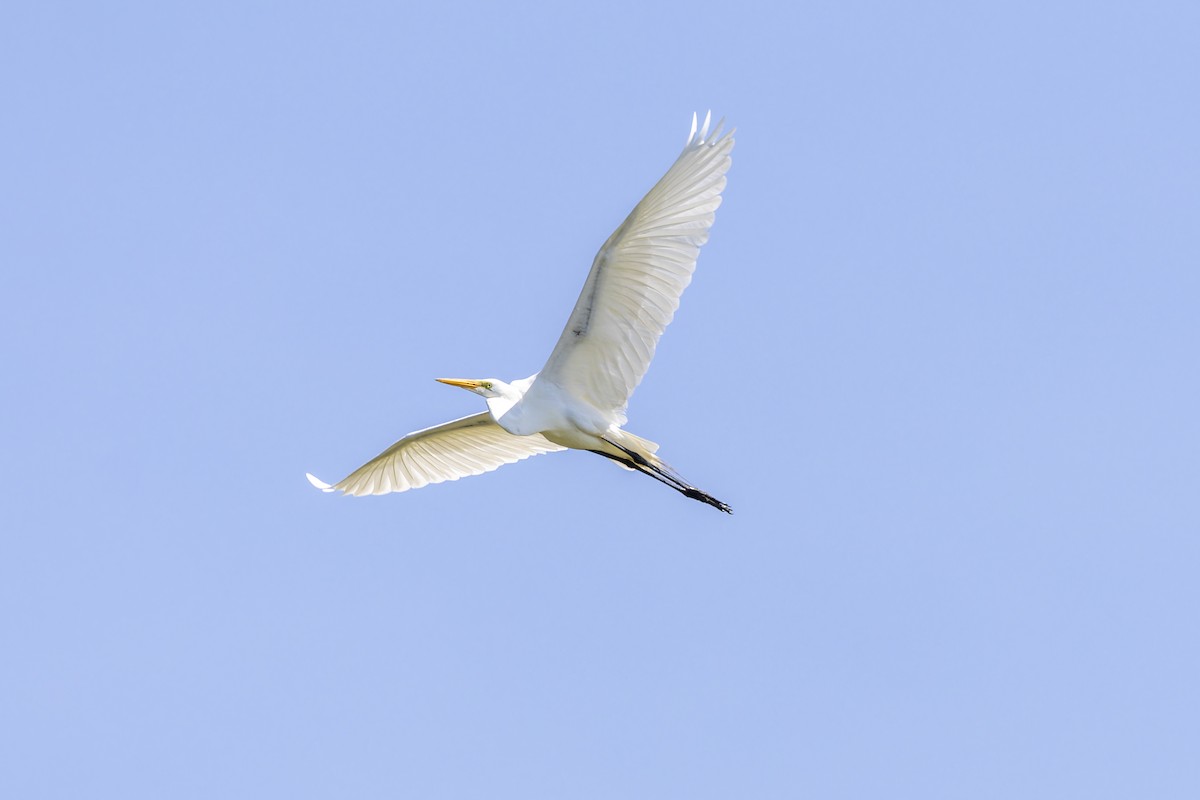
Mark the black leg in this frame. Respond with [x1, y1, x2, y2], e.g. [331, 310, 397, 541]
[592, 442, 733, 514]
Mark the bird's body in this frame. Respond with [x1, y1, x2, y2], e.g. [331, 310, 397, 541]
[308, 113, 734, 512]
[479, 375, 657, 470]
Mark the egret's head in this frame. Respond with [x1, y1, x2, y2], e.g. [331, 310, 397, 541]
[436, 377, 508, 399]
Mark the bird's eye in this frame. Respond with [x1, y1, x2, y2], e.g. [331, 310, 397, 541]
[483, 382, 492, 390]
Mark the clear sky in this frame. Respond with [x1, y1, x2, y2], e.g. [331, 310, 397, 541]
[3, 1, 1198, 797]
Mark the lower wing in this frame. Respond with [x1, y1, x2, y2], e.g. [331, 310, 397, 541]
[306, 412, 566, 497]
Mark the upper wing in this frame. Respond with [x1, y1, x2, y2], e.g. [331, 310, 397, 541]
[306, 412, 565, 497]
[535, 112, 734, 420]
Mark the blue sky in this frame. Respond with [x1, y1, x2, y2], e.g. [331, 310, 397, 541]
[3, 1, 1198, 797]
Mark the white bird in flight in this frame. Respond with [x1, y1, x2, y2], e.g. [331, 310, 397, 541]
[307, 112, 734, 512]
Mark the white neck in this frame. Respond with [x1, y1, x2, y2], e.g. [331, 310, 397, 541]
[486, 394, 516, 421]
[485, 380, 527, 423]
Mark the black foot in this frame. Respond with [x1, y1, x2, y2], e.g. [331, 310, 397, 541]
[685, 487, 733, 514]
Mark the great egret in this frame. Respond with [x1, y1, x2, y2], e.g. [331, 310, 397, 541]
[307, 112, 734, 513]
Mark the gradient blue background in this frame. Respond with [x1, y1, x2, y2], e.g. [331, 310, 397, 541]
[4, 1, 1198, 797]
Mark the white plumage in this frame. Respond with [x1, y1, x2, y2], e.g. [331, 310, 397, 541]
[308, 113, 735, 512]
[535, 112, 733, 422]
[306, 412, 563, 496]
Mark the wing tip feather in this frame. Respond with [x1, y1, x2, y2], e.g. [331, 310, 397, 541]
[687, 110, 734, 149]
[306, 472, 335, 492]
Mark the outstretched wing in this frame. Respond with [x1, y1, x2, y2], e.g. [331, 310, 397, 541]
[535, 112, 734, 421]
[306, 413, 565, 497]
